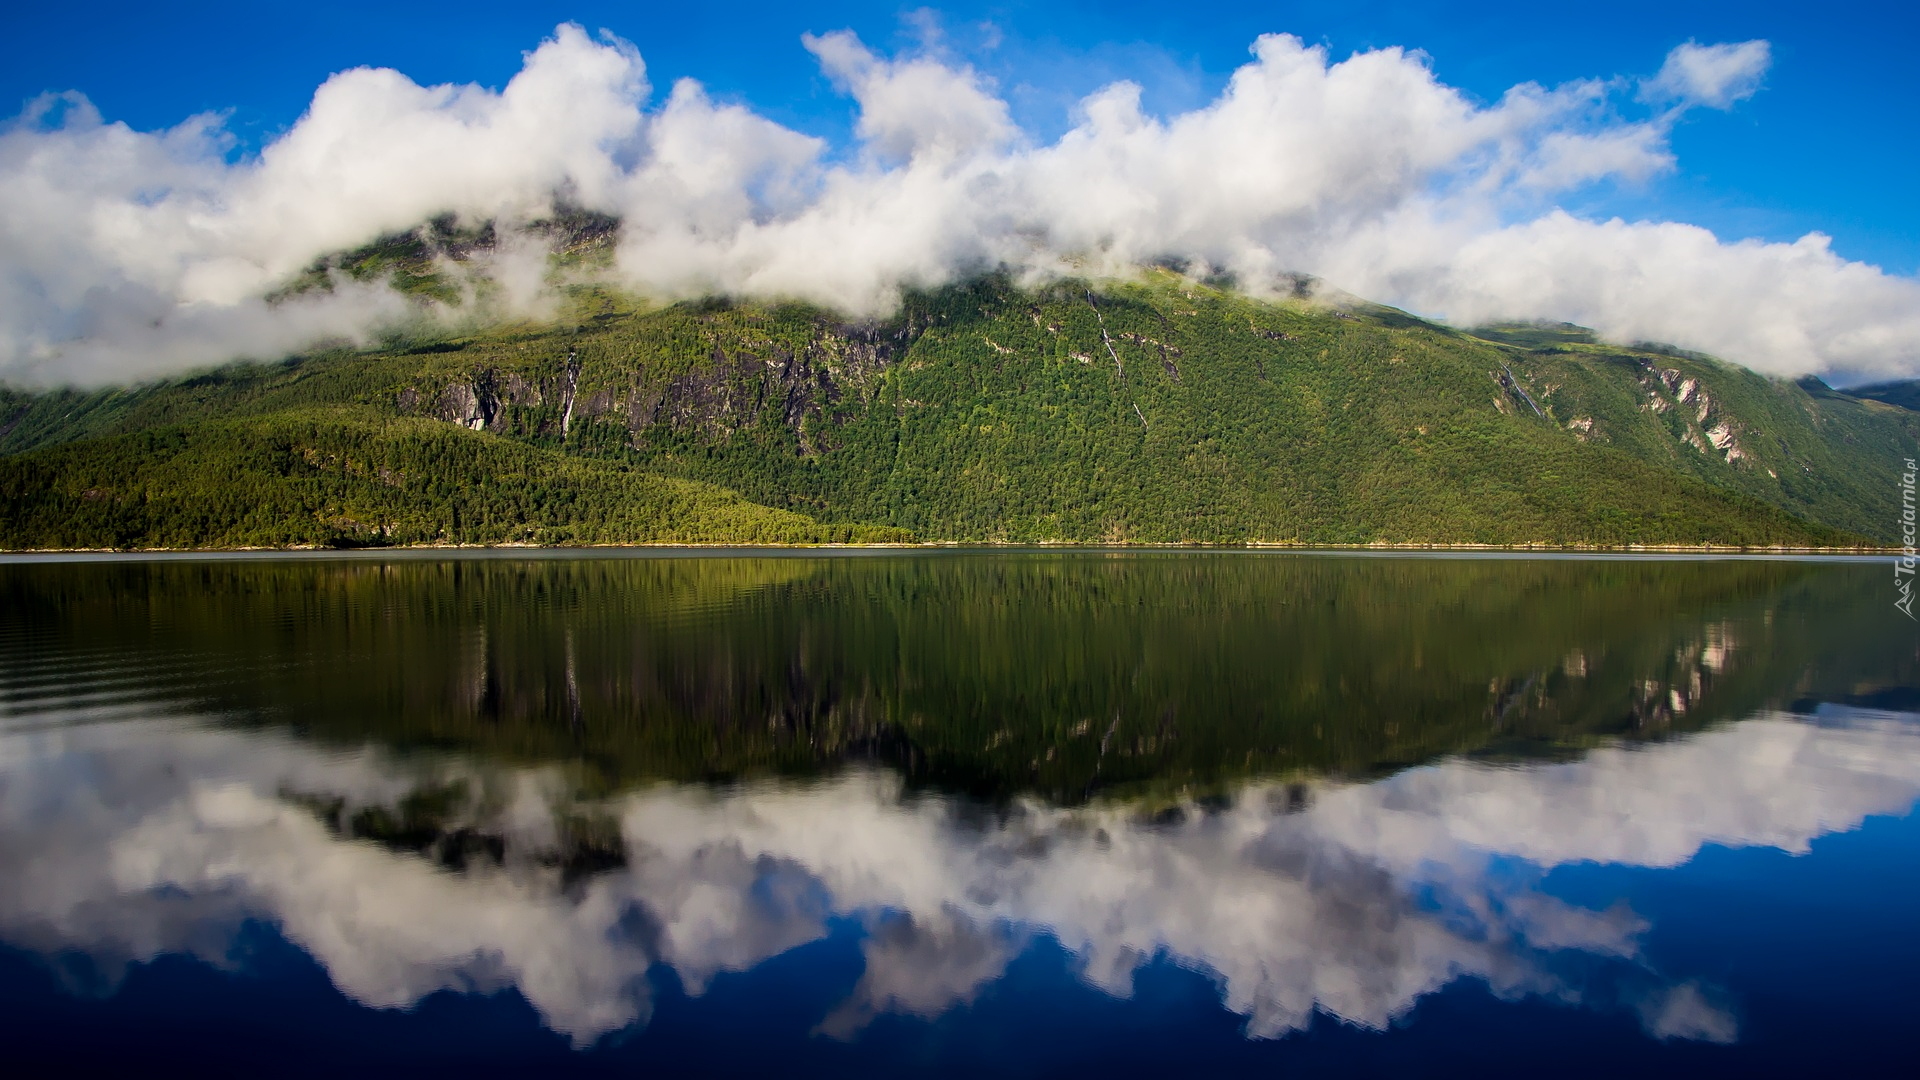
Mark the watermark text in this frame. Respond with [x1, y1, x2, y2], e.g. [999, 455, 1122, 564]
[1897, 457, 1916, 619]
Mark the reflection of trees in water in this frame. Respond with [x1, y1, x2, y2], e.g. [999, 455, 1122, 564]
[1, 555, 1905, 799]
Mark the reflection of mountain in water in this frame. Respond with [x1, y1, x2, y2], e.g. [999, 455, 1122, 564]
[2, 706, 1917, 1046]
[1, 554, 1908, 800]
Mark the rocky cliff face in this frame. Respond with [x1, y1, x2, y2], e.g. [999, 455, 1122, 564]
[1649, 365, 1748, 466]
[619, 324, 902, 453]
[399, 316, 912, 456]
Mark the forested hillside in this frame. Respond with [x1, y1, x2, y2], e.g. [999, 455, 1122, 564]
[0, 407, 903, 548]
[1, 265, 1908, 548]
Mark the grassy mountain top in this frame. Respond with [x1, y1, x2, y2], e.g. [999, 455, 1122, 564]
[0, 266, 1908, 549]
[265, 207, 620, 306]
[1467, 321, 1601, 349]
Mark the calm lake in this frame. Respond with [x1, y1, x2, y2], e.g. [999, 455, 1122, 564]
[1, 550, 1915, 1076]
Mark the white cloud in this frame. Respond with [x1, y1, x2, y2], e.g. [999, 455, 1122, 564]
[0, 25, 645, 385]
[3, 708, 1917, 1045]
[1643, 40, 1772, 110]
[803, 30, 1015, 162]
[2, 25, 1913, 386]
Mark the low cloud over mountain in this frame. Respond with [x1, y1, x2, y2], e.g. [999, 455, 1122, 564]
[3, 24, 1915, 385]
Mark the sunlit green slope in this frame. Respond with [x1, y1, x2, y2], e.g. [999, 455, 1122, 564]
[0, 407, 903, 548]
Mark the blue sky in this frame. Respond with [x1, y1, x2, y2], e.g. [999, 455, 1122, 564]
[5, 0, 1915, 274]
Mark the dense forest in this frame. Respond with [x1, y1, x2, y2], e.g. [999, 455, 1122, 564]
[0, 407, 903, 548]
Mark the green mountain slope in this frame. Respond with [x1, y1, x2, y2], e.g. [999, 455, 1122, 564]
[1474, 338, 1913, 542]
[1, 268, 1907, 548]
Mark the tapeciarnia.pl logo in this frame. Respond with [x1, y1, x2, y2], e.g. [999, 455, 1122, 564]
[1898, 457, 1917, 620]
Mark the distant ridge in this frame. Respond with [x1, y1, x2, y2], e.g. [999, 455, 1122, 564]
[1846, 379, 1920, 413]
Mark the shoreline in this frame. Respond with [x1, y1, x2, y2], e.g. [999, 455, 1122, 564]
[0, 539, 1898, 561]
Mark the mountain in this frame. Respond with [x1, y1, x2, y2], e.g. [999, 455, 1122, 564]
[1, 253, 1911, 549]
[1847, 379, 1920, 413]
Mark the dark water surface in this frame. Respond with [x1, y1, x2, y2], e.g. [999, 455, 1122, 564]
[1, 551, 1916, 1076]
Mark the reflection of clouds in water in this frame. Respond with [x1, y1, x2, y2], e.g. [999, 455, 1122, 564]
[1638, 981, 1741, 1044]
[118, 782, 652, 1035]
[816, 911, 1026, 1039]
[0, 722, 653, 1038]
[1309, 707, 1920, 871]
[1, 711, 1917, 1045]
